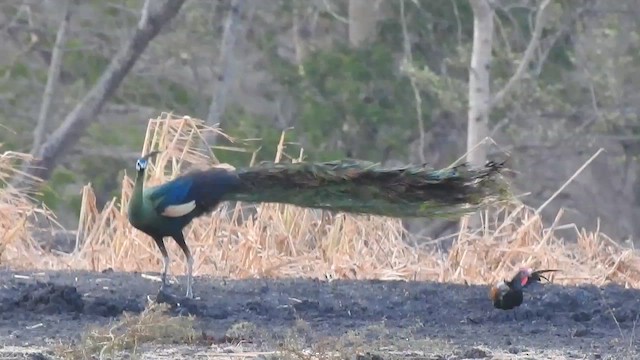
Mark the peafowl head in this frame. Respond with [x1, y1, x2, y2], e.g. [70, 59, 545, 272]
[135, 158, 148, 172]
[135, 151, 162, 173]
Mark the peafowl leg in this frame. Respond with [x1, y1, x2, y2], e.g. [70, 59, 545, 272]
[172, 232, 194, 299]
[161, 255, 170, 289]
[153, 236, 170, 291]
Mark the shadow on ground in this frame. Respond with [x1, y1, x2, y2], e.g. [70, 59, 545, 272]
[0, 268, 638, 359]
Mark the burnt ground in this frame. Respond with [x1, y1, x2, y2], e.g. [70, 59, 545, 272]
[0, 268, 639, 359]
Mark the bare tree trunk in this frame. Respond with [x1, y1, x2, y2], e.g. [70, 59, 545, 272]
[31, 0, 73, 155]
[399, 0, 426, 164]
[466, 0, 494, 167]
[465, 0, 553, 231]
[348, 0, 379, 48]
[467, 0, 553, 166]
[205, 0, 245, 146]
[292, 4, 309, 67]
[15, 0, 187, 189]
[138, 0, 152, 30]
[465, 0, 495, 230]
[346, 0, 380, 156]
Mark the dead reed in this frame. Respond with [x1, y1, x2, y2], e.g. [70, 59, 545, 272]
[0, 113, 639, 288]
[0, 149, 63, 267]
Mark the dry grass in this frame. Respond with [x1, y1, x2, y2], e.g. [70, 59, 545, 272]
[0, 148, 63, 267]
[0, 113, 639, 288]
[55, 302, 200, 360]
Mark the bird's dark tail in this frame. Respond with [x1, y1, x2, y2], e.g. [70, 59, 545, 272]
[218, 159, 511, 218]
[527, 269, 559, 285]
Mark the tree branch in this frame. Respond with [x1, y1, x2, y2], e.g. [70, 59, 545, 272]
[204, 0, 245, 146]
[400, 0, 426, 164]
[138, 0, 152, 29]
[31, 0, 73, 155]
[490, 0, 552, 109]
[16, 0, 187, 188]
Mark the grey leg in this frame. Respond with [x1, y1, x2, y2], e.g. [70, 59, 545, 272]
[172, 232, 194, 299]
[153, 236, 170, 290]
[161, 254, 170, 290]
[185, 255, 194, 299]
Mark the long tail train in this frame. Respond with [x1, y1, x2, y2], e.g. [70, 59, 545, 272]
[219, 158, 510, 218]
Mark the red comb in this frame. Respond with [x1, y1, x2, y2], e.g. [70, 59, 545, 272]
[520, 276, 528, 286]
[518, 268, 532, 286]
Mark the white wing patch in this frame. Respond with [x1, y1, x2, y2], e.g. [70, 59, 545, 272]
[161, 201, 196, 217]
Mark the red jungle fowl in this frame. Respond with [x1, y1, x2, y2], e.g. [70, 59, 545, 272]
[490, 268, 558, 316]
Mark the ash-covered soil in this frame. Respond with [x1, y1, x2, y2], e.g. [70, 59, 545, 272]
[0, 268, 639, 359]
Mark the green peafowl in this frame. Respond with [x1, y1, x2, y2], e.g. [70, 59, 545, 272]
[128, 151, 241, 299]
[128, 150, 510, 299]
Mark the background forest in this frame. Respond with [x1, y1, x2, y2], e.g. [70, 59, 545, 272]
[0, 0, 638, 244]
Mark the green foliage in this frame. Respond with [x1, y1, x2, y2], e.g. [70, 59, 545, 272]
[3, 62, 31, 79]
[35, 167, 77, 211]
[73, 121, 146, 211]
[64, 38, 203, 113]
[100, 0, 141, 23]
[0, 60, 49, 148]
[272, 42, 430, 161]
[0, 119, 32, 150]
[64, 40, 111, 84]
[2, 0, 632, 226]
[86, 122, 144, 148]
[214, 105, 285, 165]
[262, 0, 482, 162]
[78, 155, 127, 201]
[116, 76, 202, 112]
[380, 1, 474, 68]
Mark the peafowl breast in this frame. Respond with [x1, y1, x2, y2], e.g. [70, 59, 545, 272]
[127, 151, 240, 299]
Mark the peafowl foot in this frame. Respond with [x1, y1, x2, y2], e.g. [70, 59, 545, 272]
[156, 286, 169, 298]
[158, 281, 170, 294]
[158, 277, 173, 298]
[155, 286, 179, 305]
